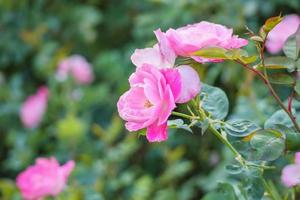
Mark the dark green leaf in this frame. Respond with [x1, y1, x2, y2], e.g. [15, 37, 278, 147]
[265, 109, 295, 128]
[249, 129, 285, 161]
[283, 26, 300, 60]
[295, 80, 300, 95]
[268, 73, 294, 85]
[202, 183, 238, 200]
[200, 84, 229, 120]
[225, 164, 243, 175]
[225, 119, 261, 137]
[268, 124, 300, 151]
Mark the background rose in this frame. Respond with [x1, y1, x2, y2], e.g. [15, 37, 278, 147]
[16, 157, 75, 200]
[20, 86, 49, 129]
[266, 14, 300, 54]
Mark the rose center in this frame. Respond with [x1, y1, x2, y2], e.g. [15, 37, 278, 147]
[144, 100, 153, 108]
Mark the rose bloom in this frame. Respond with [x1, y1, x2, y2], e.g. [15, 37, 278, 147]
[281, 152, 300, 187]
[20, 86, 49, 129]
[16, 157, 75, 200]
[120, 27, 201, 142]
[57, 55, 94, 85]
[117, 64, 200, 142]
[266, 14, 300, 54]
[156, 21, 248, 63]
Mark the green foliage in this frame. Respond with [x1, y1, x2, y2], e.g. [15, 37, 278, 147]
[224, 119, 261, 137]
[200, 84, 229, 120]
[283, 26, 300, 60]
[1, 0, 300, 199]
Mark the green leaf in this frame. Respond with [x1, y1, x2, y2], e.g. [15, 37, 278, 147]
[200, 84, 229, 120]
[268, 124, 300, 151]
[202, 183, 238, 200]
[255, 56, 296, 71]
[265, 109, 294, 128]
[168, 119, 192, 133]
[263, 15, 283, 33]
[239, 55, 257, 64]
[295, 80, 300, 95]
[193, 47, 228, 59]
[225, 49, 248, 59]
[225, 164, 243, 175]
[283, 26, 300, 60]
[250, 36, 264, 43]
[268, 73, 294, 85]
[225, 119, 261, 137]
[201, 118, 209, 135]
[249, 129, 285, 161]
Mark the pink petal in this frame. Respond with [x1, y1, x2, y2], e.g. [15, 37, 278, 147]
[176, 65, 201, 103]
[160, 68, 181, 101]
[295, 152, 300, 164]
[156, 85, 176, 125]
[266, 14, 300, 54]
[281, 164, 300, 187]
[20, 86, 49, 129]
[146, 121, 168, 142]
[154, 29, 176, 68]
[131, 46, 163, 68]
[60, 160, 75, 181]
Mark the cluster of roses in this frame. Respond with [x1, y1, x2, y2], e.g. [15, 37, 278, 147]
[117, 21, 248, 142]
[118, 17, 300, 188]
[15, 14, 300, 199]
[17, 55, 93, 200]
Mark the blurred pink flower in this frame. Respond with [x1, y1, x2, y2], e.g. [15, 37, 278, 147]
[20, 86, 49, 129]
[158, 21, 248, 63]
[117, 64, 200, 142]
[16, 157, 75, 200]
[266, 14, 300, 54]
[57, 55, 94, 85]
[281, 152, 300, 187]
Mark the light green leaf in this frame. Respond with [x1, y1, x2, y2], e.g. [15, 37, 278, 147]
[225, 119, 261, 137]
[263, 15, 283, 33]
[255, 56, 296, 71]
[200, 84, 229, 120]
[168, 119, 192, 133]
[193, 47, 228, 59]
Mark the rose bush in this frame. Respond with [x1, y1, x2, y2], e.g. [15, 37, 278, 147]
[2, 1, 300, 199]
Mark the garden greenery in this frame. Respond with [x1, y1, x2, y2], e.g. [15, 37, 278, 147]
[117, 15, 300, 200]
[2, 1, 300, 199]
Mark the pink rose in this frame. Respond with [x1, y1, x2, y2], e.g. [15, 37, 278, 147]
[16, 157, 75, 200]
[117, 64, 200, 142]
[20, 86, 49, 129]
[266, 14, 300, 54]
[57, 55, 93, 85]
[281, 152, 300, 187]
[158, 21, 248, 63]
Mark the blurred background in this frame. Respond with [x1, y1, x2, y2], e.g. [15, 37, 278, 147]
[0, 0, 299, 199]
